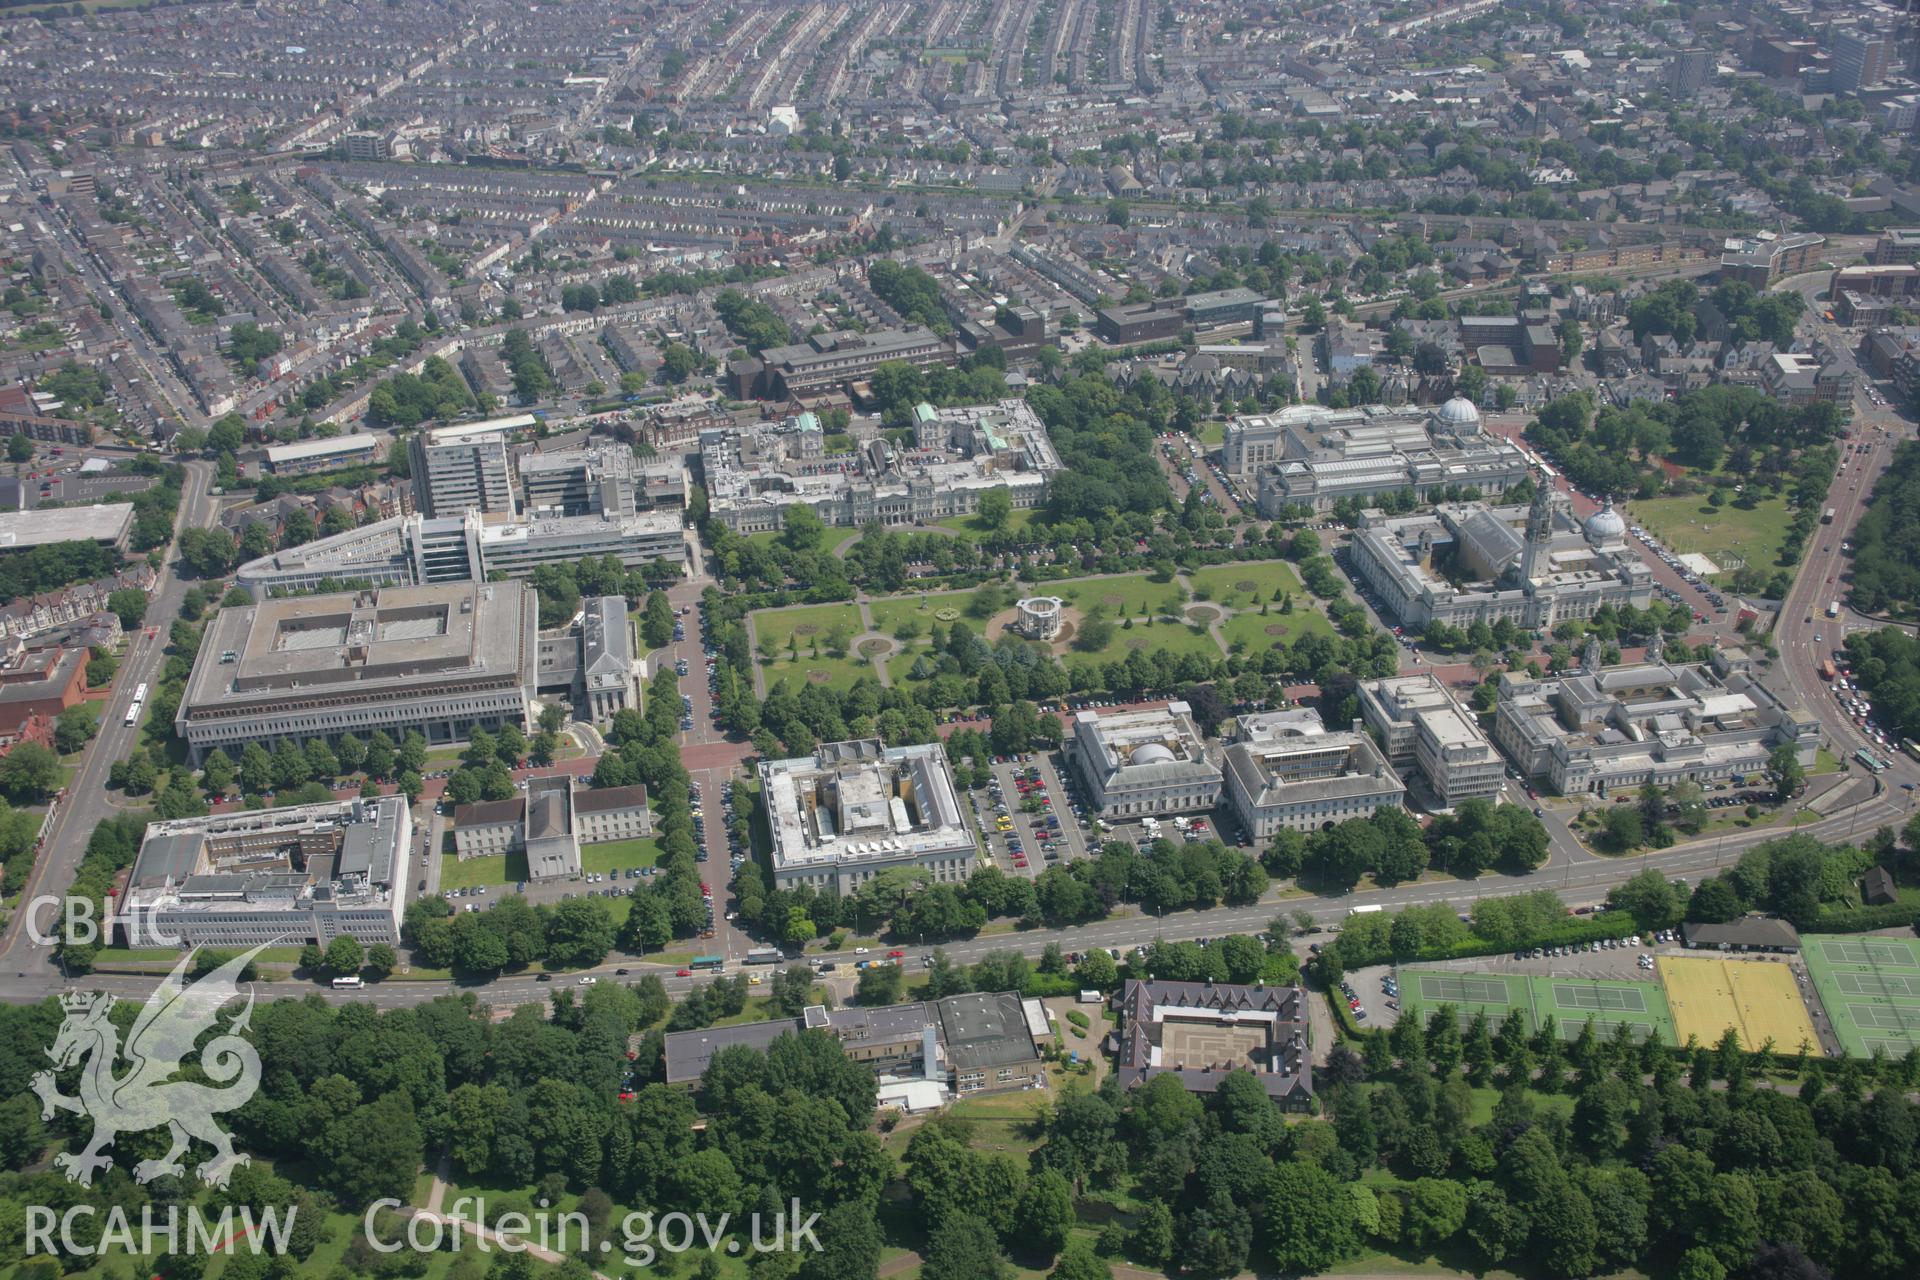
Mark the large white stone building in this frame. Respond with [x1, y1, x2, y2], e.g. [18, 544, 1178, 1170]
[761, 739, 978, 893]
[1225, 399, 1530, 516]
[1221, 708, 1406, 839]
[701, 400, 1064, 533]
[1358, 673, 1504, 808]
[1347, 482, 1654, 631]
[1493, 641, 1821, 796]
[1070, 701, 1223, 818]
[452, 777, 654, 879]
[114, 796, 410, 948]
[176, 582, 537, 764]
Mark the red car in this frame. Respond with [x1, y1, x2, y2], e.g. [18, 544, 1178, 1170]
[887, 949, 905, 958]
[676, 968, 692, 977]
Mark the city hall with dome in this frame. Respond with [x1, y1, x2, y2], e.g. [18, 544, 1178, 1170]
[1348, 478, 1656, 632]
[1222, 397, 1532, 516]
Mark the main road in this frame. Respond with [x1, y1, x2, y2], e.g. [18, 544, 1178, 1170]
[2, 766, 1903, 1011]
[0, 460, 221, 975]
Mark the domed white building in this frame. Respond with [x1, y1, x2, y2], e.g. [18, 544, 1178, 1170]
[1583, 499, 1627, 546]
[1012, 596, 1066, 641]
[1432, 396, 1482, 433]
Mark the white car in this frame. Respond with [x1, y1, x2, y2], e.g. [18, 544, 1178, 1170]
[854, 946, 870, 955]
[578, 976, 597, 985]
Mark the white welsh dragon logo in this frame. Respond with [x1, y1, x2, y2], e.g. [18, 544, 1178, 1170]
[30, 946, 266, 1188]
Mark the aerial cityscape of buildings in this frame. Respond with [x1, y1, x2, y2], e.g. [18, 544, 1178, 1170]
[0, 2, 1917, 1274]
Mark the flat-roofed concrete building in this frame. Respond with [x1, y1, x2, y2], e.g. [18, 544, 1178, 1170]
[0, 504, 134, 554]
[1071, 701, 1222, 818]
[518, 442, 640, 518]
[263, 433, 381, 476]
[410, 416, 532, 517]
[1184, 287, 1269, 328]
[1225, 398, 1529, 515]
[113, 796, 410, 948]
[761, 738, 977, 893]
[235, 508, 684, 599]
[1359, 673, 1502, 808]
[475, 510, 684, 577]
[750, 327, 951, 400]
[1494, 646, 1819, 796]
[1222, 708, 1405, 838]
[663, 990, 1048, 1098]
[176, 582, 536, 763]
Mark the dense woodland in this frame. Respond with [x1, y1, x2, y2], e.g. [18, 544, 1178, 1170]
[1845, 441, 1920, 618]
[995, 997, 1920, 1280]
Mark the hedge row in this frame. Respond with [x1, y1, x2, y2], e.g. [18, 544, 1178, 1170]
[1330, 909, 1639, 972]
[1806, 902, 1920, 934]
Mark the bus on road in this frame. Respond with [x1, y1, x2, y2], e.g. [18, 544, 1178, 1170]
[1904, 739, 1920, 763]
[1854, 749, 1887, 774]
[1820, 659, 1837, 681]
[1348, 904, 1384, 916]
[124, 681, 148, 727]
[331, 976, 363, 989]
[1823, 508, 1836, 524]
[1827, 602, 1842, 618]
[690, 956, 724, 971]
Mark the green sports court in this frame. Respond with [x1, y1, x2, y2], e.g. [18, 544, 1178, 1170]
[1802, 935, 1920, 1059]
[1400, 969, 1678, 1044]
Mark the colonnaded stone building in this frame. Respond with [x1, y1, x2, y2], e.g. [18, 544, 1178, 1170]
[1223, 398, 1530, 516]
[760, 738, 977, 893]
[1220, 708, 1405, 839]
[1070, 701, 1223, 818]
[700, 400, 1063, 533]
[176, 582, 536, 764]
[452, 775, 653, 880]
[1347, 482, 1654, 631]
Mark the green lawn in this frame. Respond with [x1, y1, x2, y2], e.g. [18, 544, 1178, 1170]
[1219, 605, 1337, 653]
[757, 653, 877, 693]
[439, 849, 527, 889]
[1048, 572, 1187, 619]
[752, 602, 861, 660]
[1195, 420, 1226, 447]
[1187, 559, 1304, 610]
[868, 589, 979, 639]
[1063, 616, 1222, 670]
[581, 835, 664, 875]
[1627, 491, 1793, 576]
[932, 507, 1039, 538]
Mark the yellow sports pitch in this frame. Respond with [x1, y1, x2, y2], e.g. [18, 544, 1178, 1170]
[1657, 956, 1819, 1053]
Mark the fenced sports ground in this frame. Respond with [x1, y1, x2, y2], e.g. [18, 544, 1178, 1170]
[1657, 956, 1818, 1053]
[1400, 969, 1676, 1043]
[1802, 934, 1920, 1059]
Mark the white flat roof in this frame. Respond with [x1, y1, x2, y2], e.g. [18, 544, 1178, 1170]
[265, 433, 380, 463]
[427, 414, 537, 443]
[0, 503, 133, 548]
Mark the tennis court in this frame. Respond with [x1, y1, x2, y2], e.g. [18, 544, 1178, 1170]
[1532, 975, 1674, 1043]
[1657, 956, 1819, 1054]
[1802, 934, 1920, 1059]
[1401, 969, 1674, 1042]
